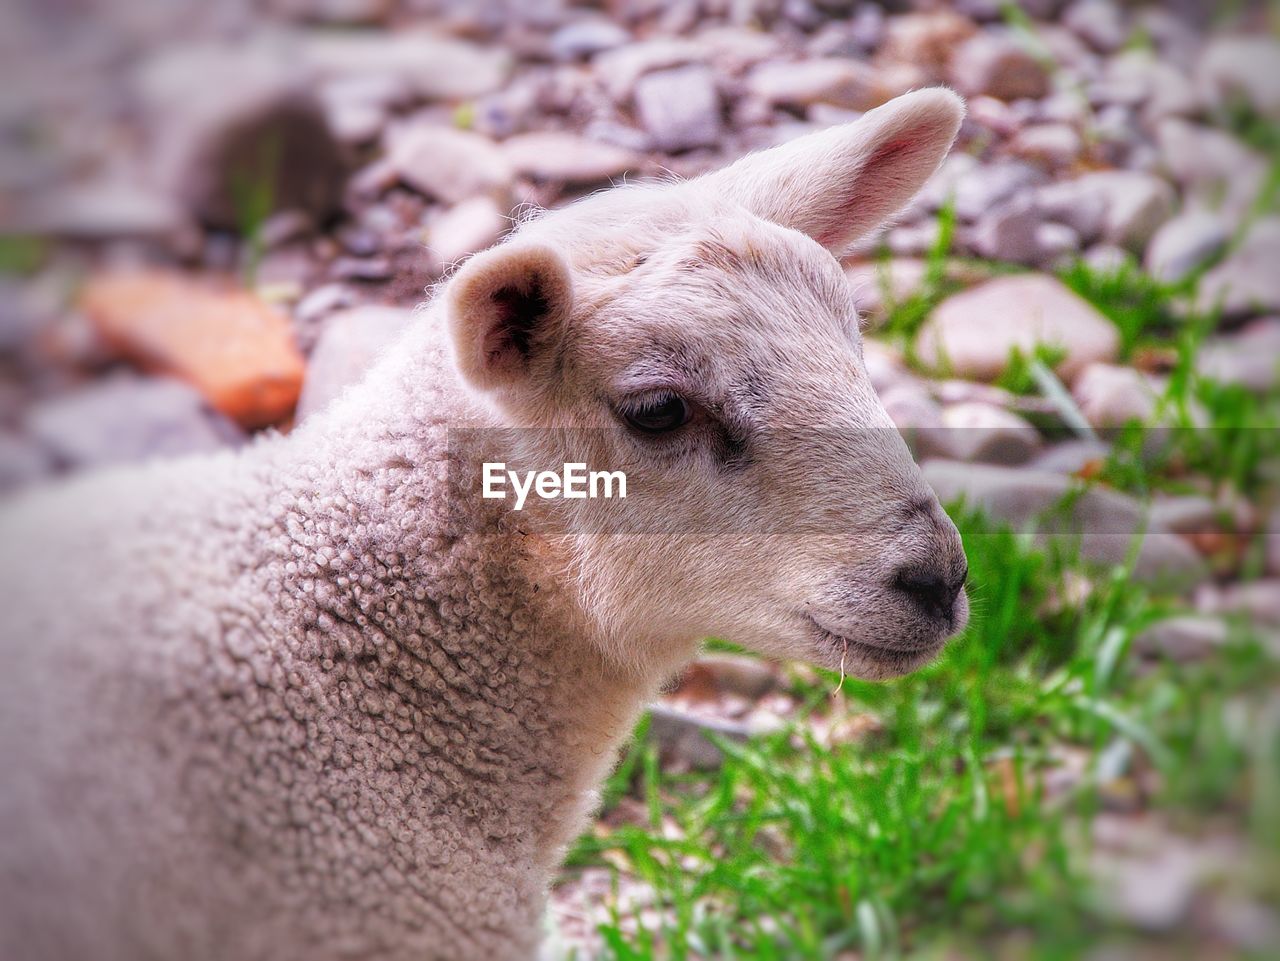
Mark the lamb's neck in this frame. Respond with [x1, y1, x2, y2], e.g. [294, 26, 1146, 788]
[248, 330, 657, 869]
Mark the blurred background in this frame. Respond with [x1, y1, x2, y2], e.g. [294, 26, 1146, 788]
[2, 1, 1279, 959]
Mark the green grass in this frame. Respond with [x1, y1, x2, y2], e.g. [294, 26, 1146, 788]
[561, 508, 1280, 959]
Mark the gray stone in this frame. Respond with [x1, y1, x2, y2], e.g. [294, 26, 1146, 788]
[297, 307, 415, 422]
[389, 126, 513, 205]
[0, 431, 54, 493]
[1199, 582, 1280, 628]
[923, 460, 1208, 585]
[24, 376, 244, 470]
[138, 45, 347, 229]
[1008, 123, 1084, 167]
[1029, 439, 1111, 475]
[1063, 0, 1128, 53]
[1038, 171, 1174, 253]
[1134, 616, 1229, 662]
[424, 196, 508, 273]
[269, 0, 394, 25]
[594, 39, 708, 102]
[746, 58, 891, 112]
[1199, 318, 1280, 393]
[939, 402, 1042, 465]
[917, 274, 1120, 383]
[969, 196, 1044, 264]
[500, 132, 639, 184]
[1268, 513, 1280, 578]
[1144, 210, 1229, 283]
[550, 19, 631, 61]
[880, 383, 959, 461]
[953, 160, 1045, 223]
[300, 29, 511, 101]
[1156, 119, 1267, 219]
[1072, 362, 1161, 428]
[1197, 35, 1280, 122]
[634, 65, 721, 153]
[14, 179, 189, 241]
[949, 29, 1051, 101]
[1198, 218, 1280, 320]
[683, 655, 780, 700]
[645, 703, 751, 772]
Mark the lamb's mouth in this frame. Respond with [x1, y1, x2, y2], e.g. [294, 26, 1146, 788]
[804, 616, 947, 673]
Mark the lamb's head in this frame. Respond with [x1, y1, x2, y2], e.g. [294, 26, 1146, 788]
[445, 88, 969, 680]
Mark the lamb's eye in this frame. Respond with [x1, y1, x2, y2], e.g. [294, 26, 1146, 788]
[621, 392, 691, 434]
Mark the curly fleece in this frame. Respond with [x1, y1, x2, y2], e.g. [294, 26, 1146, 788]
[0, 316, 649, 961]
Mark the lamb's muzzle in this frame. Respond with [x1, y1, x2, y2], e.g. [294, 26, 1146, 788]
[0, 87, 969, 961]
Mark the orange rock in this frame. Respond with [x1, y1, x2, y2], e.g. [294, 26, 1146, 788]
[81, 271, 305, 429]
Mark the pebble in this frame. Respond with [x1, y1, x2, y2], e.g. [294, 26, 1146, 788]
[1008, 123, 1085, 168]
[593, 38, 707, 102]
[1197, 318, 1280, 393]
[1071, 362, 1161, 428]
[949, 29, 1052, 101]
[549, 19, 631, 62]
[24, 375, 244, 470]
[424, 196, 509, 273]
[0, 430, 54, 492]
[1197, 34, 1280, 122]
[80, 271, 306, 429]
[389, 126, 514, 205]
[1197, 218, 1280, 321]
[917, 274, 1120, 383]
[952, 160, 1045, 223]
[1143, 210, 1229, 283]
[1028, 439, 1111, 476]
[300, 29, 511, 100]
[1062, 0, 1128, 53]
[1156, 119, 1267, 219]
[296, 306, 416, 422]
[645, 703, 751, 773]
[939, 401, 1042, 465]
[746, 58, 892, 112]
[500, 132, 639, 184]
[139, 46, 347, 229]
[1133, 616, 1229, 663]
[968, 195, 1045, 265]
[634, 65, 722, 153]
[922, 460, 1208, 585]
[1040, 171, 1175, 253]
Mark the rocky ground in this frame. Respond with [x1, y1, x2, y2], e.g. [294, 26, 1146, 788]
[3, 0, 1279, 958]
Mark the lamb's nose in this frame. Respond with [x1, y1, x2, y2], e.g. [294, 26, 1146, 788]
[893, 564, 966, 623]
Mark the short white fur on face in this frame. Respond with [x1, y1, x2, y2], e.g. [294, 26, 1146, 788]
[447, 88, 970, 680]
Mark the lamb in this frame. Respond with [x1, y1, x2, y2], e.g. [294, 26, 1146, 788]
[0, 88, 970, 961]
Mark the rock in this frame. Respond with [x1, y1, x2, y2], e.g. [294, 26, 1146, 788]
[14, 179, 190, 241]
[923, 460, 1208, 585]
[846, 259, 927, 324]
[1062, 0, 1128, 53]
[80, 272, 306, 429]
[297, 306, 416, 422]
[634, 65, 721, 153]
[0, 430, 54, 492]
[1039, 171, 1175, 253]
[328, 256, 392, 282]
[1198, 318, 1280, 393]
[880, 10, 977, 76]
[645, 703, 751, 773]
[388, 126, 513, 205]
[953, 160, 1045, 223]
[1008, 123, 1084, 168]
[1197, 218, 1280, 320]
[1143, 210, 1229, 283]
[424, 196, 508, 273]
[1156, 119, 1267, 219]
[1151, 493, 1252, 539]
[300, 29, 510, 100]
[549, 19, 631, 61]
[1072, 362, 1160, 428]
[746, 58, 895, 112]
[917, 274, 1120, 383]
[1035, 222, 1081, 263]
[862, 338, 912, 393]
[269, 0, 394, 25]
[24, 376, 244, 470]
[680, 654, 780, 700]
[1197, 35, 1280, 121]
[138, 46, 347, 229]
[949, 29, 1051, 101]
[1198, 582, 1280, 628]
[880, 383, 959, 461]
[1082, 243, 1132, 273]
[1134, 616, 1229, 662]
[594, 39, 708, 102]
[500, 132, 639, 184]
[969, 196, 1052, 265]
[939, 402, 1042, 465]
[1029, 439, 1111, 476]
[1268, 514, 1280, 578]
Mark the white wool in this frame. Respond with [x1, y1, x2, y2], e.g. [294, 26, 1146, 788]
[0, 89, 968, 961]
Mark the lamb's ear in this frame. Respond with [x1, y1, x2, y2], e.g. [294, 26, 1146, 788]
[446, 243, 573, 393]
[706, 87, 964, 254]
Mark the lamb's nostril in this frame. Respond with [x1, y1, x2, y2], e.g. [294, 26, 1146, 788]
[893, 567, 964, 621]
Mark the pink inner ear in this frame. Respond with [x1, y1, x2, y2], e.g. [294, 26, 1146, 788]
[812, 135, 929, 251]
